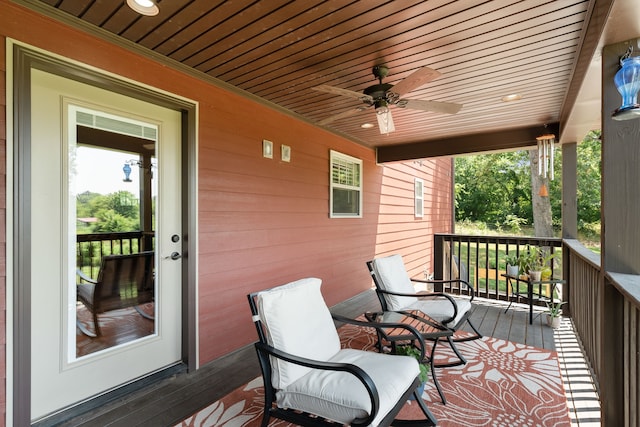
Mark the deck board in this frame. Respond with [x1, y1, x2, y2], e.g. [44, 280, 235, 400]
[42, 290, 584, 427]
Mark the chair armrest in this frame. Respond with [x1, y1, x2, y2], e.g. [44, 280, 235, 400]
[332, 313, 427, 361]
[76, 269, 97, 284]
[374, 288, 460, 326]
[254, 341, 379, 426]
[412, 278, 476, 302]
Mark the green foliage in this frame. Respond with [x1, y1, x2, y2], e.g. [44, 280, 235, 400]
[454, 130, 601, 248]
[395, 344, 429, 383]
[76, 190, 140, 233]
[546, 301, 566, 318]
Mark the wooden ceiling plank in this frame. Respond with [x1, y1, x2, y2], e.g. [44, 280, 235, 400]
[243, 4, 587, 99]
[232, 0, 579, 92]
[168, 0, 294, 63]
[121, 0, 198, 43]
[153, 1, 260, 57]
[205, 0, 411, 78]
[83, 2, 129, 31]
[221, 0, 476, 89]
[137, 1, 227, 50]
[183, 0, 331, 69]
[52, 0, 92, 16]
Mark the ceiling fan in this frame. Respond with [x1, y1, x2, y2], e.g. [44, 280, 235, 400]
[312, 65, 462, 134]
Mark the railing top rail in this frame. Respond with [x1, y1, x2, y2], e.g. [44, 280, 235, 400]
[76, 231, 146, 242]
[563, 239, 600, 269]
[435, 233, 562, 247]
[605, 272, 640, 310]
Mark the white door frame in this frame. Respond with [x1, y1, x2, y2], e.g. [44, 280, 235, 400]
[7, 41, 198, 426]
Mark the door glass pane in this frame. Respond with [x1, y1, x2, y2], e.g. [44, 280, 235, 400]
[70, 107, 157, 359]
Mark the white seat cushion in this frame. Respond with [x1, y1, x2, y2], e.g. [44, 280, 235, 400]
[408, 297, 472, 328]
[277, 348, 419, 426]
[371, 254, 419, 310]
[257, 278, 341, 389]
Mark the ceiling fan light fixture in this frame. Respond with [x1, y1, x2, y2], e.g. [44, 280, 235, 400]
[375, 99, 389, 114]
[376, 109, 395, 134]
[127, 0, 159, 16]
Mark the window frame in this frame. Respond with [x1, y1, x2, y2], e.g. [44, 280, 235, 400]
[414, 178, 424, 218]
[329, 150, 363, 218]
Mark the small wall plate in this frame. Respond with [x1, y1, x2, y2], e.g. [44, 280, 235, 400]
[263, 140, 273, 159]
[281, 144, 291, 162]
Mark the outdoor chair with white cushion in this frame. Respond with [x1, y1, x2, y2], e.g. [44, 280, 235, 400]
[248, 277, 437, 427]
[367, 254, 482, 367]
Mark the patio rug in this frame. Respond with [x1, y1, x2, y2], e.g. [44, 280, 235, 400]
[177, 325, 570, 427]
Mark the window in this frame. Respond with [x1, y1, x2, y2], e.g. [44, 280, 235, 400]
[415, 178, 424, 218]
[330, 150, 362, 218]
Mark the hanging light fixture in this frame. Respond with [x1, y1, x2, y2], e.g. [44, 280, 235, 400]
[612, 45, 640, 120]
[536, 134, 556, 180]
[126, 0, 159, 16]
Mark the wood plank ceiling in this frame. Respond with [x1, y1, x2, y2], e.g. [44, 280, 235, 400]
[27, 0, 596, 159]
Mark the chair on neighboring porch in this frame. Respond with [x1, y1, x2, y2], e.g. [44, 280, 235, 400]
[248, 277, 437, 427]
[77, 251, 155, 337]
[367, 254, 482, 367]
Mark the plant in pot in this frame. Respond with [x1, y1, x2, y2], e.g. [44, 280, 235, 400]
[539, 251, 557, 281]
[546, 300, 566, 328]
[395, 344, 429, 399]
[504, 254, 519, 277]
[523, 246, 543, 281]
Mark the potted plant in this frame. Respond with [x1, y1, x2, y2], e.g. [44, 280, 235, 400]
[395, 344, 429, 399]
[546, 300, 566, 328]
[504, 254, 519, 277]
[517, 245, 538, 280]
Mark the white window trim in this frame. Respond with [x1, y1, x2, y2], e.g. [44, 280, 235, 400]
[415, 178, 424, 218]
[330, 150, 363, 218]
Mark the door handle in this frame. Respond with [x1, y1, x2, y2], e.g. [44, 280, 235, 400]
[166, 252, 182, 260]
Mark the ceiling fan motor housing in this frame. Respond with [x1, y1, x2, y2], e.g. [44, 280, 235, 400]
[363, 83, 393, 105]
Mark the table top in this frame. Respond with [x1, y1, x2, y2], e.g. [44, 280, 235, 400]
[501, 273, 566, 285]
[364, 310, 453, 341]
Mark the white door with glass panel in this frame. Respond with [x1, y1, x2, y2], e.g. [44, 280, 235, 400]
[30, 69, 182, 420]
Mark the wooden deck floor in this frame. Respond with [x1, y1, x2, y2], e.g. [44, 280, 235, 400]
[40, 290, 597, 427]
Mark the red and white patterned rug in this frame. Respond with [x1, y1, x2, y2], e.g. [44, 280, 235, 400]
[177, 325, 570, 427]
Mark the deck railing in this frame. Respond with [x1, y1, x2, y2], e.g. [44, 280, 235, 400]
[433, 234, 562, 303]
[76, 231, 154, 279]
[602, 272, 640, 425]
[563, 239, 601, 382]
[435, 233, 640, 424]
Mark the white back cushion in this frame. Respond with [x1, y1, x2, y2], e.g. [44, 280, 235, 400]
[257, 277, 341, 389]
[372, 254, 418, 310]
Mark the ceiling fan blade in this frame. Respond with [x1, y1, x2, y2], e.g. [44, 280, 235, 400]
[396, 98, 463, 115]
[312, 85, 373, 103]
[388, 67, 441, 98]
[317, 106, 369, 125]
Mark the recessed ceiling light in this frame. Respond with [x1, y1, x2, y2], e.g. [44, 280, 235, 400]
[502, 94, 522, 102]
[127, 0, 159, 16]
[361, 123, 375, 129]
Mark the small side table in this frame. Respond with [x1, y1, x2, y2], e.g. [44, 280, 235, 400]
[364, 310, 453, 404]
[502, 274, 565, 324]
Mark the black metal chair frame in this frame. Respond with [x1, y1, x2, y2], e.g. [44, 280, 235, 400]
[77, 251, 155, 337]
[248, 290, 437, 427]
[367, 260, 482, 369]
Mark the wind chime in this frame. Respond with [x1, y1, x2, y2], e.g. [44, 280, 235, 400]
[536, 134, 555, 197]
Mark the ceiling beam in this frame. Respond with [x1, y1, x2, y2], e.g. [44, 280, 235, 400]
[558, 0, 615, 139]
[376, 122, 560, 163]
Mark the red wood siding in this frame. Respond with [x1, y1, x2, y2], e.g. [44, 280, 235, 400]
[0, 0, 452, 394]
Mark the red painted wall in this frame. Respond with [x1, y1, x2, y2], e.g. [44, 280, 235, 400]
[0, 0, 453, 419]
